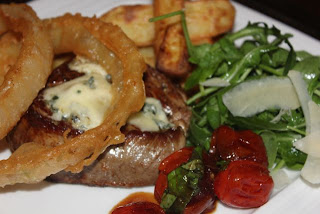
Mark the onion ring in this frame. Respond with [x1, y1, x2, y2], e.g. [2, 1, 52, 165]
[0, 14, 145, 187]
[0, 4, 53, 140]
[0, 32, 21, 82]
[0, 32, 21, 86]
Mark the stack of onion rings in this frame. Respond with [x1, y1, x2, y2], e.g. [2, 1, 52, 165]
[0, 4, 53, 140]
[0, 6, 145, 187]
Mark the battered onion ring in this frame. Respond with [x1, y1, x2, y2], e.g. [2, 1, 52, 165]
[0, 4, 53, 140]
[0, 32, 21, 86]
[0, 14, 145, 187]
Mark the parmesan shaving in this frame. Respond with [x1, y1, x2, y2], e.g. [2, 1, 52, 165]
[222, 76, 300, 117]
[288, 70, 320, 184]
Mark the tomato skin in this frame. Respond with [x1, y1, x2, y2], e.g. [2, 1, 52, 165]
[112, 202, 165, 214]
[154, 172, 168, 203]
[158, 147, 194, 175]
[211, 126, 268, 167]
[155, 147, 194, 203]
[214, 160, 274, 208]
[184, 151, 218, 214]
[185, 194, 215, 214]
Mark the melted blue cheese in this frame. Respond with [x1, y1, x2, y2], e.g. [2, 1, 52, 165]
[43, 56, 112, 131]
[127, 97, 173, 132]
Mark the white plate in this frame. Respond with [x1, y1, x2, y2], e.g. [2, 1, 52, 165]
[0, 0, 320, 213]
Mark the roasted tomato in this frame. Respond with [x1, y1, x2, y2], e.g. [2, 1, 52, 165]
[184, 168, 216, 214]
[112, 202, 165, 214]
[154, 172, 168, 203]
[211, 126, 268, 167]
[158, 147, 194, 175]
[214, 160, 274, 208]
[155, 147, 194, 203]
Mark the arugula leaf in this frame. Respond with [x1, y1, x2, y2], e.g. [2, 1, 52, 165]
[293, 56, 320, 94]
[260, 131, 278, 168]
[296, 51, 313, 61]
[189, 118, 211, 151]
[227, 114, 289, 131]
[182, 22, 315, 176]
[207, 105, 220, 129]
[240, 40, 257, 54]
[277, 138, 307, 169]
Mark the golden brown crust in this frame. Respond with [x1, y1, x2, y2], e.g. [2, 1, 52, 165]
[0, 4, 53, 140]
[0, 14, 145, 187]
[7, 65, 190, 187]
[100, 5, 154, 47]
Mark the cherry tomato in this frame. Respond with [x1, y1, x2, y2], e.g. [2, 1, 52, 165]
[183, 151, 218, 213]
[185, 168, 216, 214]
[185, 194, 215, 214]
[112, 202, 165, 214]
[211, 126, 268, 167]
[214, 160, 274, 208]
[154, 172, 168, 203]
[158, 147, 194, 175]
[155, 147, 193, 203]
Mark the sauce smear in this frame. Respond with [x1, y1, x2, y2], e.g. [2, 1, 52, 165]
[110, 192, 157, 213]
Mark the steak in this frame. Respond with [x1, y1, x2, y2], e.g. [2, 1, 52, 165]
[7, 60, 191, 187]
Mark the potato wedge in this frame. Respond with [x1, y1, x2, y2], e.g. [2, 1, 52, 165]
[156, 23, 191, 77]
[100, 1, 235, 47]
[139, 46, 156, 68]
[100, 5, 154, 47]
[154, 0, 190, 77]
[186, 0, 235, 42]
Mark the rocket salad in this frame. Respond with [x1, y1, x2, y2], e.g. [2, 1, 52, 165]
[184, 21, 320, 172]
[113, 11, 320, 214]
[158, 10, 320, 211]
[185, 22, 313, 171]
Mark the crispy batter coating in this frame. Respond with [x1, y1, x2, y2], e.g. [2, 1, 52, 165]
[0, 14, 145, 187]
[0, 4, 53, 140]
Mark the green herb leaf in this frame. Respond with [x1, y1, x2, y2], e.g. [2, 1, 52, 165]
[260, 131, 278, 168]
[161, 150, 204, 213]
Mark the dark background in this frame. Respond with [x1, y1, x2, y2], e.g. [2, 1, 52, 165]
[233, 0, 320, 40]
[1, 0, 319, 40]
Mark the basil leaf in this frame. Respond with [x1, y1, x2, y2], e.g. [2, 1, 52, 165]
[161, 151, 204, 213]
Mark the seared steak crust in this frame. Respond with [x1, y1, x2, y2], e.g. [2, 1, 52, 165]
[144, 66, 190, 131]
[7, 63, 191, 187]
[48, 128, 185, 186]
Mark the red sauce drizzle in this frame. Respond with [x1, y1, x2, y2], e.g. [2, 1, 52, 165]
[110, 192, 157, 213]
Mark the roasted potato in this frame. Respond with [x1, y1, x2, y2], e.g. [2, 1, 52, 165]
[100, 0, 235, 77]
[138, 46, 156, 68]
[100, 0, 235, 47]
[156, 23, 191, 77]
[100, 5, 154, 47]
[154, 0, 189, 77]
[186, 0, 235, 42]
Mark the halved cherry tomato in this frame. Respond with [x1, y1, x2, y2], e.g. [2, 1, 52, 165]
[155, 147, 193, 203]
[214, 160, 274, 208]
[185, 194, 215, 214]
[158, 147, 194, 175]
[112, 202, 165, 214]
[211, 126, 268, 167]
[185, 167, 216, 214]
[183, 151, 218, 214]
[154, 172, 168, 203]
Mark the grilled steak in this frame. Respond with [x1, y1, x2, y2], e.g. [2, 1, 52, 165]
[7, 60, 191, 187]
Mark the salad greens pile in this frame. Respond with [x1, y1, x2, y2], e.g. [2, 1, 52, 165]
[151, 10, 320, 212]
[185, 22, 320, 171]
